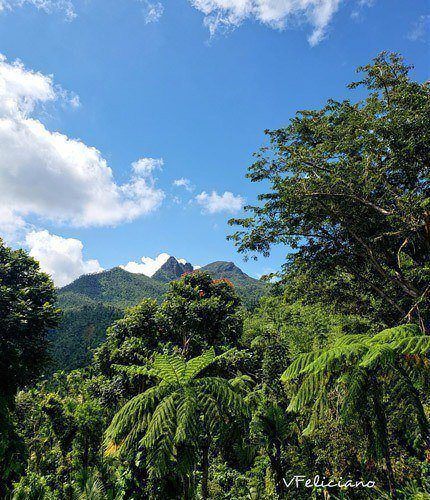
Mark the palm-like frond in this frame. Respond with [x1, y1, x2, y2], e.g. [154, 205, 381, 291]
[153, 354, 186, 383]
[141, 391, 179, 450]
[174, 388, 199, 444]
[184, 348, 216, 381]
[281, 351, 322, 381]
[196, 377, 250, 418]
[340, 366, 369, 423]
[104, 382, 171, 454]
[283, 324, 430, 440]
[287, 370, 327, 413]
[105, 350, 249, 480]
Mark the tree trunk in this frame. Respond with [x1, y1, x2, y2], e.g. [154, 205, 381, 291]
[384, 453, 397, 499]
[269, 441, 286, 497]
[372, 380, 397, 499]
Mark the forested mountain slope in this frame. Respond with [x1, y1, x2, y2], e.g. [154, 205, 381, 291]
[49, 260, 267, 372]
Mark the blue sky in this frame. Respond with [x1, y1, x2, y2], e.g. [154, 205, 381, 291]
[0, 0, 429, 285]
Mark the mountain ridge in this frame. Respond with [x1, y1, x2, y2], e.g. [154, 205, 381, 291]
[51, 259, 268, 373]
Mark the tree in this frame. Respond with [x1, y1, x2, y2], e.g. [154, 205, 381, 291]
[282, 324, 430, 498]
[229, 52, 430, 330]
[0, 239, 59, 396]
[0, 239, 58, 495]
[160, 271, 243, 357]
[105, 349, 249, 499]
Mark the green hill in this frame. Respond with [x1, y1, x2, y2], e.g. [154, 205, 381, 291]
[50, 260, 267, 373]
[59, 267, 167, 309]
[48, 303, 122, 374]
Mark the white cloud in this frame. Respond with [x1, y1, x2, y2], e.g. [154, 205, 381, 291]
[25, 230, 103, 287]
[173, 177, 194, 192]
[121, 253, 192, 276]
[120, 252, 171, 276]
[195, 190, 244, 214]
[140, 0, 164, 23]
[0, 0, 76, 20]
[0, 206, 27, 242]
[188, 0, 344, 45]
[0, 54, 165, 240]
[407, 14, 430, 42]
[132, 157, 164, 175]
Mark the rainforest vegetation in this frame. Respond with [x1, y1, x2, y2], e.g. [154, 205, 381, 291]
[1, 52, 429, 499]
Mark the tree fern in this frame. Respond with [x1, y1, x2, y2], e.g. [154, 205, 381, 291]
[105, 349, 249, 498]
[282, 323, 430, 496]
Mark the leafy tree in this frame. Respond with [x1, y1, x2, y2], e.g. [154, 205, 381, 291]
[282, 324, 430, 497]
[0, 239, 59, 495]
[0, 239, 59, 396]
[94, 299, 161, 377]
[229, 52, 430, 330]
[160, 271, 243, 357]
[105, 349, 249, 499]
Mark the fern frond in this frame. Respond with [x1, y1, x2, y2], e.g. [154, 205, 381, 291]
[392, 368, 430, 443]
[201, 393, 223, 435]
[287, 371, 327, 413]
[302, 392, 327, 436]
[141, 390, 179, 449]
[184, 348, 215, 381]
[368, 324, 421, 345]
[341, 366, 369, 422]
[153, 354, 186, 383]
[174, 388, 199, 444]
[196, 377, 249, 418]
[359, 345, 395, 369]
[230, 374, 255, 394]
[301, 343, 366, 376]
[104, 383, 170, 453]
[394, 336, 430, 355]
[281, 351, 322, 381]
[334, 334, 371, 347]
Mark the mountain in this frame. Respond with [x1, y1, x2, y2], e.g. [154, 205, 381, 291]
[200, 261, 267, 307]
[58, 267, 167, 310]
[201, 261, 260, 286]
[152, 256, 193, 283]
[50, 259, 268, 373]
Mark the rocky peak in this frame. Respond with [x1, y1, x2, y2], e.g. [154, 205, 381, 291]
[152, 256, 193, 283]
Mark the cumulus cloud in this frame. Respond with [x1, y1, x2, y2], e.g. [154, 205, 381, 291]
[0, 207, 27, 242]
[0, 0, 76, 20]
[0, 54, 165, 240]
[188, 0, 343, 45]
[25, 230, 103, 287]
[195, 190, 244, 214]
[173, 177, 194, 192]
[120, 252, 171, 276]
[132, 157, 164, 175]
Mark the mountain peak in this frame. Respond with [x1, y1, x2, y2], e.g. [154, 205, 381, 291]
[201, 260, 246, 276]
[152, 256, 193, 283]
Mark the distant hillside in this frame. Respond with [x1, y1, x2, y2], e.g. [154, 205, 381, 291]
[48, 303, 122, 374]
[50, 259, 268, 373]
[59, 267, 167, 310]
[200, 261, 267, 308]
